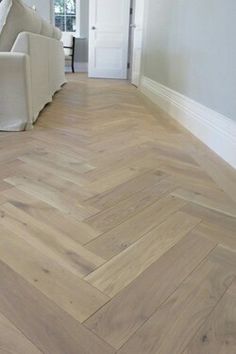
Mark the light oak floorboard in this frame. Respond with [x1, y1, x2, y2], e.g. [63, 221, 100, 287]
[181, 202, 236, 235]
[85, 211, 201, 296]
[118, 257, 235, 354]
[85, 232, 216, 349]
[0, 225, 109, 322]
[85, 170, 165, 211]
[183, 279, 236, 354]
[0, 74, 235, 353]
[1, 187, 99, 244]
[0, 203, 104, 277]
[85, 178, 175, 233]
[192, 222, 236, 251]
[0, 260, 115, 354]
[86, 195, 187, 260]
[172, 187, 236, 218]
[0, 312, 42, 354]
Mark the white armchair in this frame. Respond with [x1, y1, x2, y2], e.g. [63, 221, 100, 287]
[0, 0, 66, 131]
[0, 51, 32, 130]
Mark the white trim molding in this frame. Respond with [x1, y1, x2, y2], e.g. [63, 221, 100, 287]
[140, 76, 236, 169]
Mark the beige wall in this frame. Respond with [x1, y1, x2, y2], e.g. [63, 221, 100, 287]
[142, 0, 236, 121]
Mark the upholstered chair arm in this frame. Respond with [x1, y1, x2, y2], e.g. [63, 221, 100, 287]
[11, 32, 66, 121]
[0, 52, 33, 131]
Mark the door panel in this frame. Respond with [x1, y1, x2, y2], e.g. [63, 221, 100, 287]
[89, 0, 130, 79]
[131, 0, 145, 86]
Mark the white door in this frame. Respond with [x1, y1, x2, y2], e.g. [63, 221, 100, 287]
[131, 0, 145, 86]
[89, 0, 131, 79]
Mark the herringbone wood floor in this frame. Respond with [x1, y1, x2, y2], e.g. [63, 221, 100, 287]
[0, 74, 236, 354]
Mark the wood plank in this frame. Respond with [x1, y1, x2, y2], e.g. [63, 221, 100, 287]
[118, 258, 235, 354]
[5, 173, 96, 221]
[192, 222, 236, 250]
[189, 144, 236, 203]
[86, 143, 152, 177]
[172, 187, 236, 218]
[85, 211, 201, 297]
[0, 74, 235, 352]
[4, 163, 97, 220]
[1, 187, 99, 244]
[181, 202, 236, 235]
[0, 312, 42, 354]
[183, 280, 236, 354]
[19, 150, 95, 185]
[5, 157, 88, 194]
[85, 232, 216, 349]
[0, 225, 109, 322]
[0, 203, 105, 277]
[86, 195, 186, 260]
[86, 178, 175, 233]
[87, 165, 153, 194]
[208, 245, 236, 271]
[0, 260, 115, 354]
[85, 170, 165, 210]
[159, 158, 216, 190]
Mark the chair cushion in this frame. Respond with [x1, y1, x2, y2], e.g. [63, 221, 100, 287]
[53, 27, 62, 41]
[40, 19, 53, 38]
[0, 0, 62, 52]
[0, 0, 42, 51]
[40, 20, 62, 40]
[40, 19, 62, 40]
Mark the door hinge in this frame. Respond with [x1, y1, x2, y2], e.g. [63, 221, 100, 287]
[130, 8, 133, 15]
[127, 62, 130, 69]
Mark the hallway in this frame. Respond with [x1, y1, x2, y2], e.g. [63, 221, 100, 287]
[0, 74, 235, 353]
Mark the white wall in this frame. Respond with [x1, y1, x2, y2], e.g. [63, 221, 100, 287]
[23, 0, 52, 22]
[75, 0, 89, 64]
[140, 0, 236, 168]
[142, 0, 236, 122]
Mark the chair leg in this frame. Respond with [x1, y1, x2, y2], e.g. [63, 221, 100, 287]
[72, 37, 76, 73]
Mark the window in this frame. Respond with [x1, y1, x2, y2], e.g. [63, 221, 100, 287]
[54, 0, 79, 33]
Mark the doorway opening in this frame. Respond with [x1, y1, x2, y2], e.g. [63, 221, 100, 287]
[63, 0, 145, 83]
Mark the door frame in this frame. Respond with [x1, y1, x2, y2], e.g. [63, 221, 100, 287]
[128, 0, 145, 87]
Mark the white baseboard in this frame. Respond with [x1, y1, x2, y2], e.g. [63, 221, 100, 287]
[140, 76, 236, 169]
[65, 62, 88, 73]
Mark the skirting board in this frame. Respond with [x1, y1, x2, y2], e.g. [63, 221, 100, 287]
[65, 62, 88, 73]
[140, 76, 236, 169]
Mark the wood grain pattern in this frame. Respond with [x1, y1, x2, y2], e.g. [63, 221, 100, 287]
[181, 202, 236, 240]
[0, 203, 104, 277]
[1, 187, 99, 244]
[0, 225, 109, 322]
[118, 258, 235, 354]
[0, 260, 115, 354]
[183, 280, 236, 354]
[85, 170, 165, 210]
[85, 178, 174, 233]
[191, 222, 236, 250]
[0, 74, 235, 353]
[85, 232, 216, 349]
[172, 187, 236, 218]
[0, 312, 42, 354]
[86, 212, 200, 296]
[86, 195, 187, 260]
